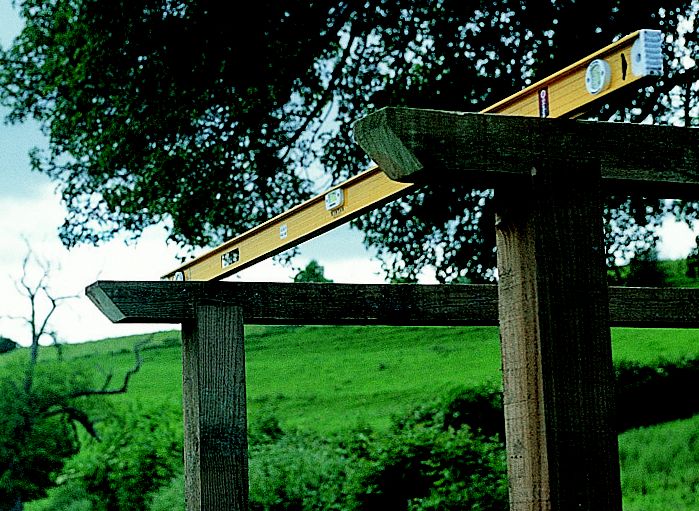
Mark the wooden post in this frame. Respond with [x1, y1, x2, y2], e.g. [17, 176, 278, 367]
[495, 161, 621, 510]
[181, 303, 249, 511]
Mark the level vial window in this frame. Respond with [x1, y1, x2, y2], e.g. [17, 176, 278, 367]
[221, 248, 240, 268]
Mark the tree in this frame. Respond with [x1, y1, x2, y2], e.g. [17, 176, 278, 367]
[0, 250, 146, 511]
[1, 1, 697, 281]
[624, 247, 669, 287]
[294, 259, 333, 283]
[0, 337, 18, 355]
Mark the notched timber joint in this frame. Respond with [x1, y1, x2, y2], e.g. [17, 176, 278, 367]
[353, 108, 699, 195]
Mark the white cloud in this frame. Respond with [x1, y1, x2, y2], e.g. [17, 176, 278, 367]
[657, 216, 698, 260]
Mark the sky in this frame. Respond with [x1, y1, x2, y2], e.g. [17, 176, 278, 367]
[0, 2, 391, 346]
[1, 3, 697, 346]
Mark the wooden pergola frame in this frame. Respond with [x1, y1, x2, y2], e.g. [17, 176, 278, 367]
[88, 110, 699, 510]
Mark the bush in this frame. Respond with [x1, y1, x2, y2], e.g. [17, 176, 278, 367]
[249, 431, 352, 511]
[54, 404, 183, 511]
[28, 484, 93, 511]
[393, 384, 504, 441]
[624, 248, 668, 287]
[148, 474, 184, 511]
[616, 357, 699, 431]
[0, 360, 96, 507]
[350, 419, 507, 511]
[0, 336, 18, 354]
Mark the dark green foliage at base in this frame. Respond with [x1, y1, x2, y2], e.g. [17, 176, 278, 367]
[0, 360, 97, 508]
[351, 424, 507, 511]
[148, 474, 184, 511]
[616, 357, 699, 431]
[246, 406, 508, 511]
[249, 431, 353, 511]
[46, 405, 183, 511]
[0, 337, 18, 355]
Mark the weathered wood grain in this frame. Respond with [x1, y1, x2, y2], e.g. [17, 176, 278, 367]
[182, 304, 248, 510]
[495, 161, 620, 510]
[353, 107, 699, 196]
[85, 281, 499, 325]
[86, 281, 699, 328]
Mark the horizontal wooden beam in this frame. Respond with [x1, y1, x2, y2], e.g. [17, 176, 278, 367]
[86, 281, 699, 328]
[353, 108, 699, 196]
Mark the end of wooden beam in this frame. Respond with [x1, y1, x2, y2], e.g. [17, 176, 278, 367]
[85, 280, 191, 324]
[86, 281, 127, 323]
[353, 107, 699, 196]
[353, 107, 424, 182]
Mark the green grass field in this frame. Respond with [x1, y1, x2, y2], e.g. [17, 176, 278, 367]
[5, 323, 697, 432]
[7, 316, 699, 508]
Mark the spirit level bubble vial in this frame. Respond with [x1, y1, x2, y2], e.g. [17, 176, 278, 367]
[324, 188, 344, 211]
[586, 59, 612, 94]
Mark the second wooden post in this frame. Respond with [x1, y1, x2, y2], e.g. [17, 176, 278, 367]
[182, 303, 249, 511]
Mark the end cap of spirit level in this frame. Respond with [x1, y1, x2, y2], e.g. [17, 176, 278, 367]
[631, 29, 663, 78]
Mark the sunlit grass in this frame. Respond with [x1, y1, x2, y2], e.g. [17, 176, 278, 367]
[620, 414, 699, 510]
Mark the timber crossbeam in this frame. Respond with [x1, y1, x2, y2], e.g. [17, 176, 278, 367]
[353, 107, 699, 196]
[86, 281, 699, 328]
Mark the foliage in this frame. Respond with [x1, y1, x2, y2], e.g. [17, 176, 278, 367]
[616, 356, 699, 431]
[248, 398, 508, 511]
[350, 422, 508, 511]
[51, 404, 183, 511]
[0, 336, 18, 354]
[249, 431, 352, 511]
[147, 474, 184, 511]
[1, 1, 697, 279]
[622, 247, 669, 287]
[0, 360, 95, 509]
[388, 384, 505, 447]
[28, 483, 93, 511]
[293, 259, 333, 283]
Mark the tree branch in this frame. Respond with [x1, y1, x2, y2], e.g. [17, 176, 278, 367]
[68, 340, 147, 399]
[281, 24, 356, 156]
[41, 405, 100, 440]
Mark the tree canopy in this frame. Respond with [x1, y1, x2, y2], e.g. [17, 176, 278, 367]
[1, 0, 697, 281]
[294, 259, 333, 283]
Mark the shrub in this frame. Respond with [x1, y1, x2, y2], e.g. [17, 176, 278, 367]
[616, 357, 699, 431]
[148, 474, 184, 511]
[0, 360, 95, 508]
[56, 404, 183, 511]
[28, 484, 93, 511]
[249, 431, 352, 511]
[392, 384, 504, 441]
[624, 248, 669, 287]
[349, 418, 507, 511]
[0, 336, 18, 354]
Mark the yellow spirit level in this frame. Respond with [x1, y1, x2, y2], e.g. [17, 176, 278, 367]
[163, 29, 663, 281]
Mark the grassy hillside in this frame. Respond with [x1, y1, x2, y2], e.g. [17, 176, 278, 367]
[10, 258, 699, 509]
[4, 323, 698, 433]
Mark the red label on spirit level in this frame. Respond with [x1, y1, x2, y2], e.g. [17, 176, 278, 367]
[538, 87, 549, 118]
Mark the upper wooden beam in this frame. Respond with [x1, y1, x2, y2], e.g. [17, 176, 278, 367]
[86, 281, 699, 328]
[353, 108, 699, 196]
